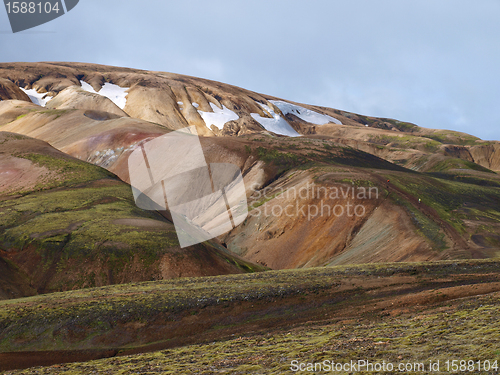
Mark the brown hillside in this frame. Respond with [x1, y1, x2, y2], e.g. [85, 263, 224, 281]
[0, 132, 263, 299]
[46, 86, 129, 117]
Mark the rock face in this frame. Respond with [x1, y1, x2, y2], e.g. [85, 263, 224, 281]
[0, 62, 499, 280]
[0, 78, 31, 102]
[469, 143, 500, 172]
[46, 86, 129, 117]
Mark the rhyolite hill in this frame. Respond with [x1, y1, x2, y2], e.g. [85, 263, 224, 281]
[0, 62, 499, 298]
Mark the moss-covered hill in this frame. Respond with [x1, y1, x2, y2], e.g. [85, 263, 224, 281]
[0, 132, 262, 299]
[220, 134, 500, 268]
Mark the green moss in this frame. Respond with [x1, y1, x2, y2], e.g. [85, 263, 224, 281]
[371, 134, 442, 152]
[429, 173, 500, 188]
[0, 133, 26, 144]
[322, 143, 336, 150]
[428, 158, 494, 174]
[0, 181, 179, 291]
[338, 178, 377, 187]
[15, 113, 28, 120]
[256, 146, 304, 174]
[387, 172, 500, 238]
[390, 192, 447, 250]
[425, 131, 480, 146]
[249, 190, 283, 210]
[380, 118, 420, 133]
[13, 153, 115, 192]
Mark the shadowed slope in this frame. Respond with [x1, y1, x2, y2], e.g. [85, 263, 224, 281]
[0, 78, 31, 102]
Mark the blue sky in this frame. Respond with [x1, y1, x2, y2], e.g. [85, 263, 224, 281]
[1, 0, 499, 140]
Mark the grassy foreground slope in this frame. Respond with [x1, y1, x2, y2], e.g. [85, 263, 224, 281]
[1, 259, 500, 373]
[6, 295, 499, 374]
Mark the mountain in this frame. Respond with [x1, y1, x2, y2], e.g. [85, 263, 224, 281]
[1, 62, 498, 170]
[0, 61, 499, 276]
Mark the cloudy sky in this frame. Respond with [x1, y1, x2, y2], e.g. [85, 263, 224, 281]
[1, 0, 499, 140]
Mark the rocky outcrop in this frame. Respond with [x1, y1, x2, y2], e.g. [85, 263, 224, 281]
[0, 78, 31, 102]
[440, 144, 474, 162]
[46, 86, 129, 117]
[469, 142, 500, 172]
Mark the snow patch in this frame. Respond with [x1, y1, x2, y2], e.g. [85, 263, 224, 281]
[198, 103, 239, 130]
[79, 80, 95, 93]
[192, 102, 199, 108]
[269, 100, 342, 125]
[80, 80, 129, 110]
[19, 87, 53, 107]
[251, 103, 301, 137]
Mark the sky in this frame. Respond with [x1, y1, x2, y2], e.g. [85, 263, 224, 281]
[1, 0, 499, 140]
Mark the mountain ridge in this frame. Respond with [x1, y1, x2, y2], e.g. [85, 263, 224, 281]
[1, 61, 498, 173]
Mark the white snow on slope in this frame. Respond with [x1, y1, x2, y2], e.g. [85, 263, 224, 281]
[19, 87, 53, 107]
[270, 100, 342, 125]
[251, 103, 301, 137]
[80, 80, 129, 109]
[198, 102, 239, 130]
